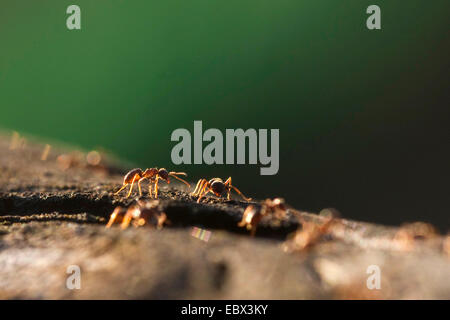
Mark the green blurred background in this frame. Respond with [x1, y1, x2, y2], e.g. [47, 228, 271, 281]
[1, 1, 449, 229]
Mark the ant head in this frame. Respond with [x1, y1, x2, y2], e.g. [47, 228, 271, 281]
[158, 168, 169, 181]
[272, 198, 285, 205]
[142, 168, 158, 179]
[272, 198, 286, 209]
[210, 179, 225, 196]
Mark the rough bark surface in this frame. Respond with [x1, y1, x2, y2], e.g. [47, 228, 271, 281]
[0, 134, 449, 299]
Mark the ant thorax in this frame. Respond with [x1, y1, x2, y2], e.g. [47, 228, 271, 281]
[143, 168, 158, 179]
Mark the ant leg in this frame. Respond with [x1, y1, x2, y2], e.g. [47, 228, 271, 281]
[120, 210, 134, 229]
[126, 175, 139, 198]
[106, 207, 124, 228]
[224, 177, 233, 200]
[105, 216, 115, 228]
[192, 179, 206, 196]
[197, 179, 208, 195]
[138, 177, 147, 197]
[114, 184, 128, 195]
[154, 177, 160, 198]
[197, 183, 212, 203]
[191, 179, 201, 195]
[196, 182, 209, 200]
[224, 177, 252, 201]
[148, 181, 154, 198]
[169, 173, 191, 189]
[230, 185, 252, 201]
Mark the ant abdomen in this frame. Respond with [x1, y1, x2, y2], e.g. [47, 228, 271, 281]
[124, 168, 143, 183]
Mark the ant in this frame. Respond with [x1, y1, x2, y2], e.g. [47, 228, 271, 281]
[106, 200, 168, 229]
[114, 167, 190, 198]
[394, 222, 438, 251]
[238, 198, 287, 236]
[282, 215, 335, 252]
[191, 177, 251, 203]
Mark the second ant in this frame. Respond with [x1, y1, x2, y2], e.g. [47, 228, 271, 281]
[114, 167, 190, 198]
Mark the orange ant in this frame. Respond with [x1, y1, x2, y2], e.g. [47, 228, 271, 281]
[394, 222, 438, 251]
[238, 198, 287, 236]
[114, 168, 190, 198]
[106, 200, 168, 229]
[282, 215, 335, 252]
[191, 177, 251, 203]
